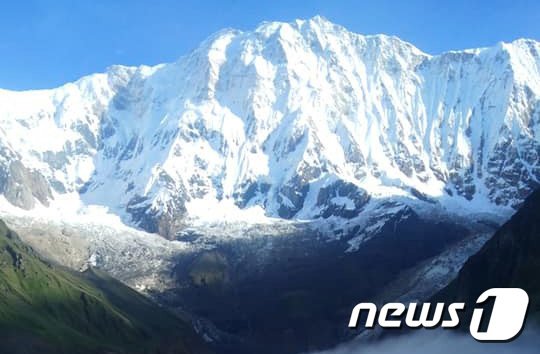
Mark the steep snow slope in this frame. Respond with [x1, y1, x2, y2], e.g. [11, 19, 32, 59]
[0, 16, 539, 237]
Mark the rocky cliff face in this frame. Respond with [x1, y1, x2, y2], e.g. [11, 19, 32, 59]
[0, 16, 539, 237]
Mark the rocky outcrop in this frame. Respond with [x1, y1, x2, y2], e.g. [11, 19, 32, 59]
[0, 160, 52, 209]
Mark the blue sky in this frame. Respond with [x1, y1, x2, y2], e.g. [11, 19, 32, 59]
[1, 0, 539, 90]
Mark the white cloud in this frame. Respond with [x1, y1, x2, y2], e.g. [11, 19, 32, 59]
[309, 329, 540, 354]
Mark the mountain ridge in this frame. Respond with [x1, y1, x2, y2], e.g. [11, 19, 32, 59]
[0, 16, 539, 237]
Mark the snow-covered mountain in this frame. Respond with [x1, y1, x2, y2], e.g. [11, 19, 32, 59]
[1, 16, 539, 237]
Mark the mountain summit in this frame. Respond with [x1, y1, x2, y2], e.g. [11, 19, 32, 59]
[1, 17, 539, 237]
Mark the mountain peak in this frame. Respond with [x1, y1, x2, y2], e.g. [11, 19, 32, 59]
[0, 18, 539, 237]
[300, 15, 341, 31]
[254, 15, 337, 33]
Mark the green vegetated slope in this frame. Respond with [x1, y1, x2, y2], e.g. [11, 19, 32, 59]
[0, 219, 211, 354]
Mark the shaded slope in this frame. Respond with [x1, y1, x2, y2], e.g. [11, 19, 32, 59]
[161, 208, 469, 354]
[433, 189, 540, 324]
[0, 219, 211, 354]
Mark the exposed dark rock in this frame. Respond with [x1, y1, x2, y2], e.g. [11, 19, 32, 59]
[233, 181, 271, 208]
[316, 180, 370, 218]
[126, 192, 188, 238]
[0, 161, 52, 209]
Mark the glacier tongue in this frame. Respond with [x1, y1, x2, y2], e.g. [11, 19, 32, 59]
[0, 16, 539, 237]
